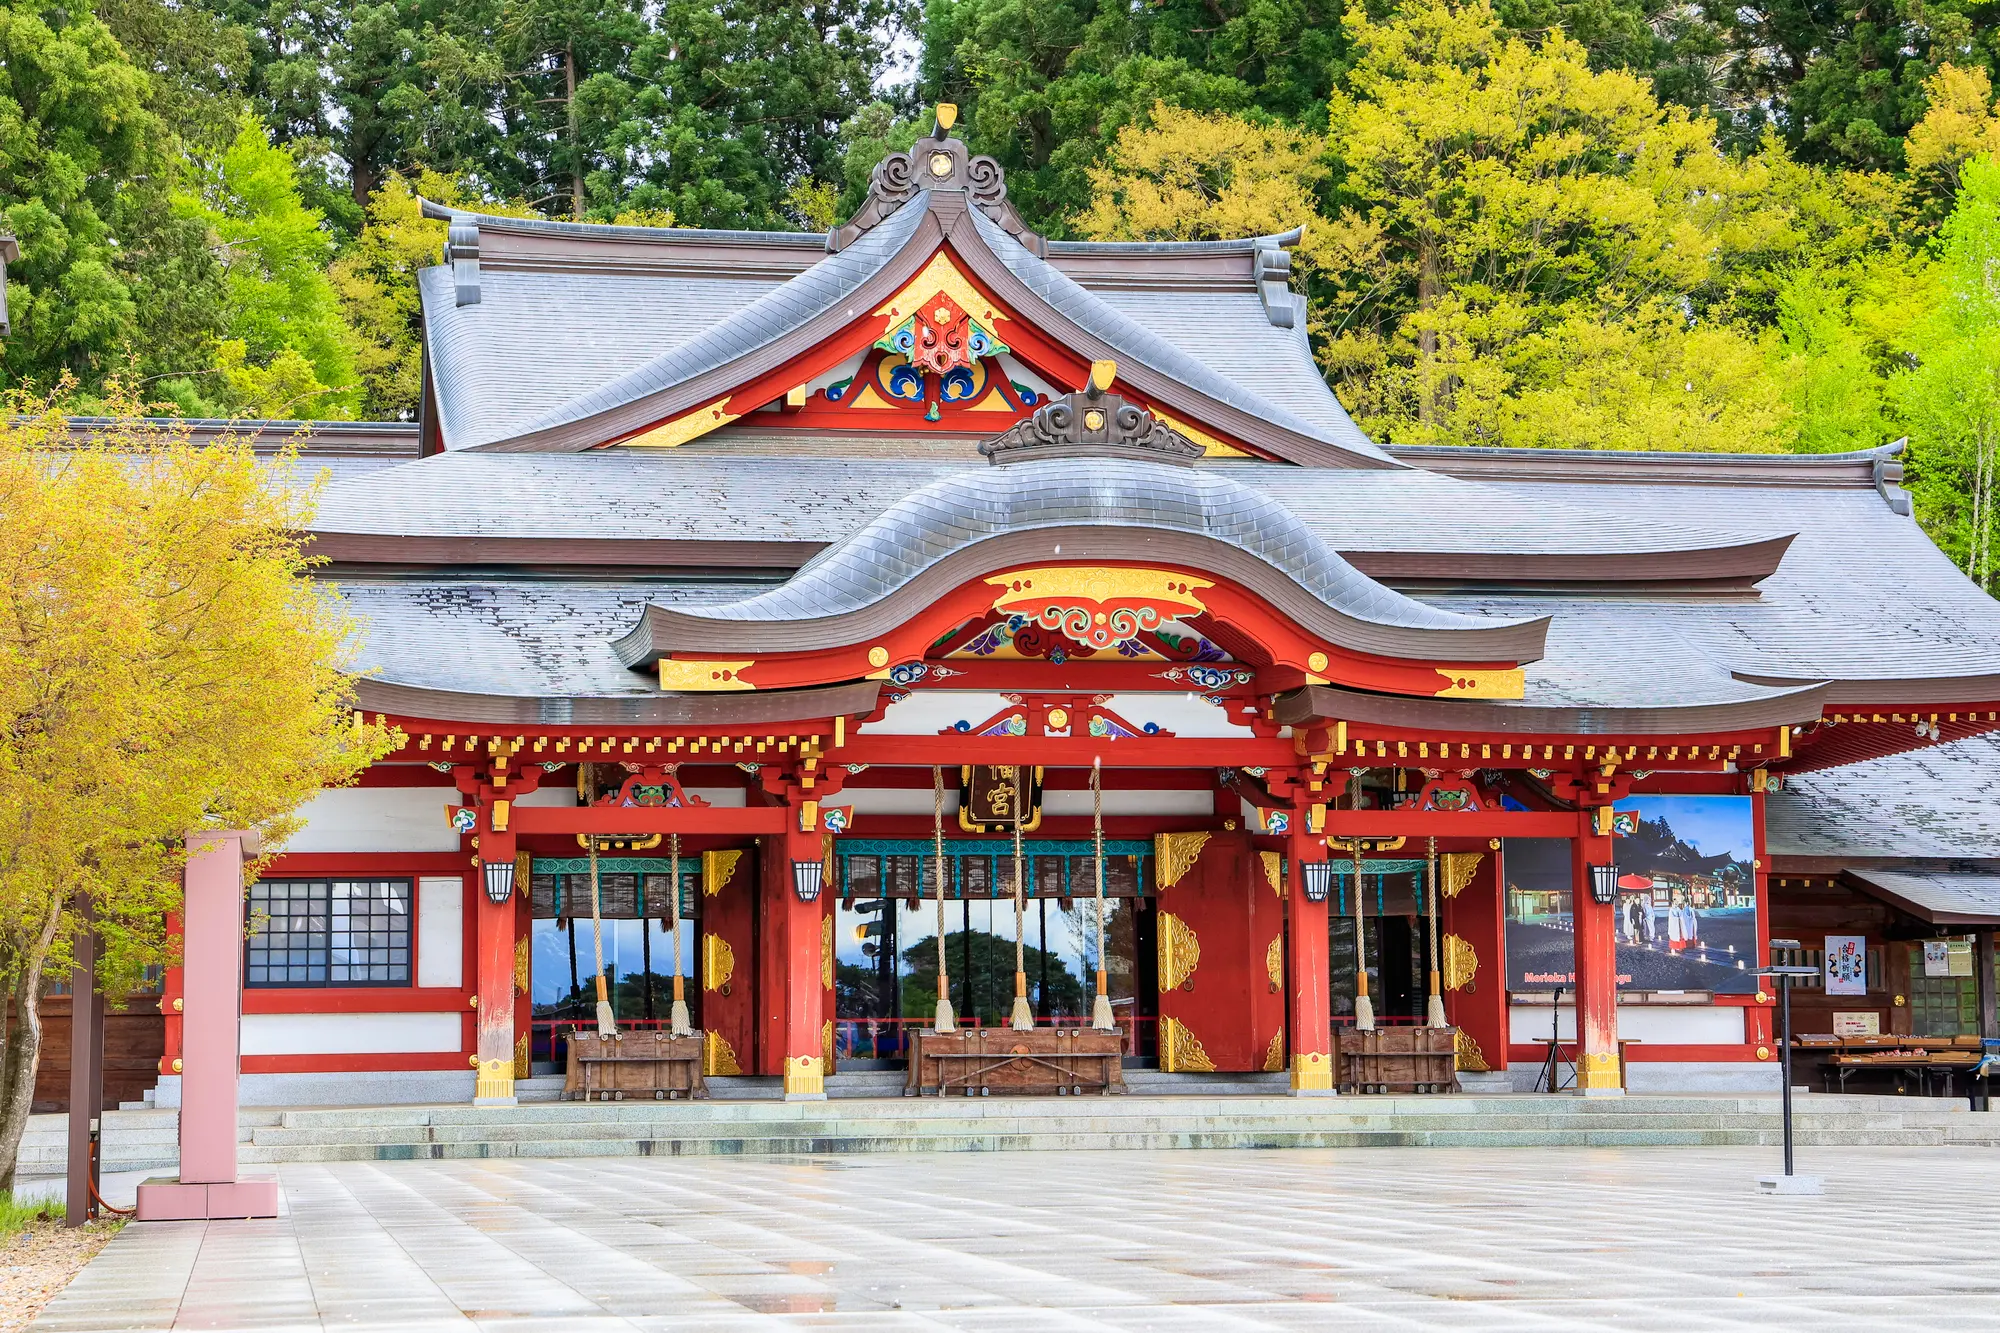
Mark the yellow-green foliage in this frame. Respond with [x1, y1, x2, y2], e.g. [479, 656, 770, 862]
[0, 389, 395, 1189]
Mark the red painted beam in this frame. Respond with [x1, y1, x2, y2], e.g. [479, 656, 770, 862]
[842, 736, 1300, 767]
[507, 805, 790, 835]
[1320, 810, 1582, 838]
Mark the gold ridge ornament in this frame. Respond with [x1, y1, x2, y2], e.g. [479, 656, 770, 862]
[987, 567, 1211, 651]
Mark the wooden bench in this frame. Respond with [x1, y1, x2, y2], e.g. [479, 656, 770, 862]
[564, 1031, 707, 1101]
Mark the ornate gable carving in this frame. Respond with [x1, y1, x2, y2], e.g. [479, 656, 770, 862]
[980, 361, 1203, 467]
[829, 105, 1046, 258]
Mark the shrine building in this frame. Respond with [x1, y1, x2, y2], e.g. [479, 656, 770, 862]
[150, 111, 2000, 1109]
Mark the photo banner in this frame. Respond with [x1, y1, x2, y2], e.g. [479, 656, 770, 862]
[1610, 796, 1758, 995]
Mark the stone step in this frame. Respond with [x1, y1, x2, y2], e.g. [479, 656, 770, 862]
[232, 1124, 1952, 1164]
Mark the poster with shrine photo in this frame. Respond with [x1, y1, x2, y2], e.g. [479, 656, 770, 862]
[1610, 796, 1759, 995]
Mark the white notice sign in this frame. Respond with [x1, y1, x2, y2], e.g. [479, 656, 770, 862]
[1825, 935, 1868, 996]
[1924, 941, 1951, 977]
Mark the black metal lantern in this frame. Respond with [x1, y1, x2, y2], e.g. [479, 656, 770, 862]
[792, 858, 824, 903]
[482, 858, 516, 905]
[1588, 862, 1618, 905]
[1301, 859, 1334, 904]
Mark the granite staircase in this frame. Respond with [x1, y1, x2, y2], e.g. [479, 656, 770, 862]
[18, 1090, 2000, 1178]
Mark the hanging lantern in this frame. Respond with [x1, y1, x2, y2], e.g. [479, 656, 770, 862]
[482, 858, 516, 905]
[1588, 862, 1618, 905]
[791, 859, 824, 903]
[1301, 859, 1335, 904]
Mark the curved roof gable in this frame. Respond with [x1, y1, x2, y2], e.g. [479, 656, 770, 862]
[611, 456, 1549, 671]
[423, 120, 1399, 467]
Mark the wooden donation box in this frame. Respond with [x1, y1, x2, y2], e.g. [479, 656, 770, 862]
[1339, 1027, 1459, 1094]
[907, 1028, 1126, 1096]
[565, 1031, 708, 1101]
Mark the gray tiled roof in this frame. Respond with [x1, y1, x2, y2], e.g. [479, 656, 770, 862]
[311, 451, 1784, 556]
[1766, 733, 2000, 859]
[664, 456, 1515, 633]
[967, 209, 1390, 463]
[1843, 867, 2000, 921]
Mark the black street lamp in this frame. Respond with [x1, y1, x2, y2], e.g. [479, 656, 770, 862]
[1755, 938, 1823, 1194]
[792, 858, 824, 903]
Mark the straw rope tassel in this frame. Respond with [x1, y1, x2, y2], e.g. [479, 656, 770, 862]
[932, 766, 956, 1033]
[668, 833, 693, 1036]
[1010, 764, 1034, 1031]
[1426, 835, 1448, 1028]
[1351, 775, 1374, 1032]
[588, 831, 616, 1038]
[1091, 757, 1115, 1031]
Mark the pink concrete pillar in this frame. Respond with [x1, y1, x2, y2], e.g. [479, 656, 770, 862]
[135, 831, 279, 1221]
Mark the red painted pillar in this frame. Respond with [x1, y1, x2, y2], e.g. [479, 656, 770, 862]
[1286, 820, 1334, 1094]
[473, 825, 518, 1106]
[1572, 819, 1623, 1096]
[776, 817, 829, 1100]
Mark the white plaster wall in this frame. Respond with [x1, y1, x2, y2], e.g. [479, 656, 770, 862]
[1502, 1061, 1780, 1093]
[415, 876, 463, 989]
[282, 786, 462, 853]
[1507, 1002, 1746, 1045]
[240, 1011, 462, 1056]
[858, 691, 1015, 735]
[1102, 692, 1253, 739]
[516, 786, 577, 806]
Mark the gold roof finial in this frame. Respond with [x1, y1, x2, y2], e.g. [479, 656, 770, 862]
[936, 103, 958, 133]
[1088, 359, 1117, 395]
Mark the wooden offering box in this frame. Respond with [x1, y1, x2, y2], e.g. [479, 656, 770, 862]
[907, 1028, 1126, 1097]
[565, 1031, 708, 1101]
[1339, 1026, 1458, 1094]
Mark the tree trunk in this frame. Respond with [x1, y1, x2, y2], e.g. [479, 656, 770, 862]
[567, 43, 585, 221]
[0, 906, 63, 1196]
[1416, 232, 1440, 429]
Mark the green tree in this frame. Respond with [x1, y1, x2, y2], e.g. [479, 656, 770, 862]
[174, 116, 361, 418]
[0, 0, 160, 391]
[1313, 0, 1794, 448]
[1895, 154, 2000, 588]
[918, 0, 1343, 229]
[1695, 0, 2000, 170]
[0, 390, 394, 1193]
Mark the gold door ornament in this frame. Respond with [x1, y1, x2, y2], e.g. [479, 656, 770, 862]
[1259, 850, 1283, 897]
[1158, 911, 1200, 990]
[1263, 1029, 1285, 1073]
[821, 1019, 835, 1073]
[704, 1030, 743, 1076]
[820, 914, 834, 990]
[513, 937, 530, 995]
[513, 1031, 530, 1080]
[1265, 935, 1283, 993]
[1160, 1016, 1217, 1073]
[1441, 852, 1484, 899]
[1444, 934, 1478, 991]
[702, 934, 735, 993]
[1454, 1028, 1490, 1072]
[702, 849, 743, 897]
[1154, 831, 1212, 889]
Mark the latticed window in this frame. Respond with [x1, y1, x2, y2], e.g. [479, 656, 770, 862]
[246, 879, 412, 986]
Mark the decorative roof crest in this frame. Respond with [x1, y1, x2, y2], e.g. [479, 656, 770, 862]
[828, 104, 1046, 258]
[980, 360, 1203, 467]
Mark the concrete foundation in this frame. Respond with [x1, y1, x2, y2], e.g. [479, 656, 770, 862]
[1503, 1061, 1783, 1094]
[153, 1071, 479, 1108]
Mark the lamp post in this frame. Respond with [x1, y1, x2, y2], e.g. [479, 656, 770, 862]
[1755, 940, 1823, 1194]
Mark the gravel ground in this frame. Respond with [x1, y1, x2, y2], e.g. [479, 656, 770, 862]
[0, 1221, 120, 1333]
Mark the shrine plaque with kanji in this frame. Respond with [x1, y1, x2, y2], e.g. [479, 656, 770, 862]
[960, 764, 1040, 832]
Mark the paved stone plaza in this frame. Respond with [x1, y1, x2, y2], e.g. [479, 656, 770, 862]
[33, 1144, 2000, 1330]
